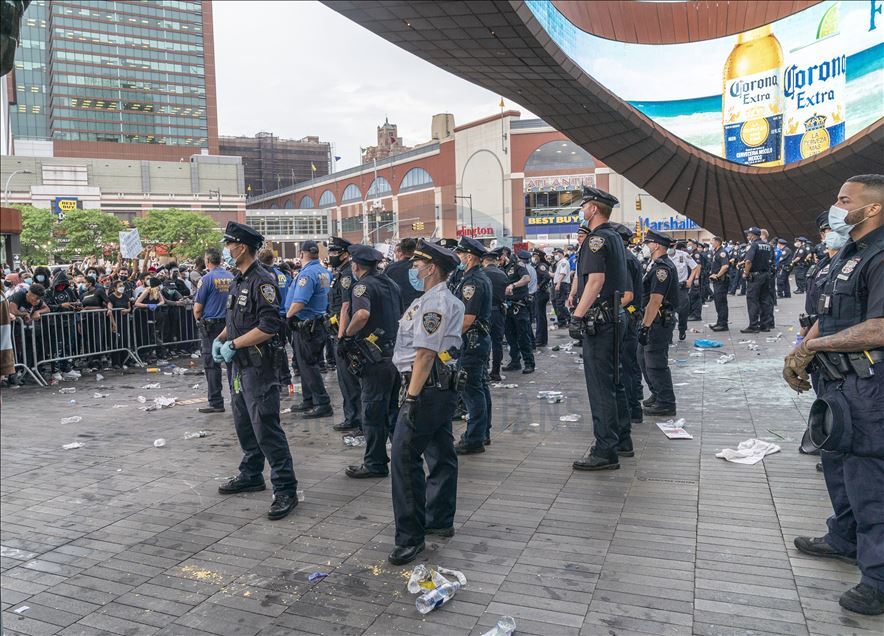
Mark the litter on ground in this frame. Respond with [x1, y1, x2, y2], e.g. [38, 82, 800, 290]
[559, 414, 581, 422]
[60, 416, 82, 424]
[716, 439, 781, 464]
[62, 442, 84, 450]
[657, 419, 693, 440]
[694, 339, 723, 348]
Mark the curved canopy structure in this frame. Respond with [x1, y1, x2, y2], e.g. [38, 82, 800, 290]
[326, 0, 883, 238]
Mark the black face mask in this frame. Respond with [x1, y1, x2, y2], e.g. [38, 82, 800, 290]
[329, 255, 341, 268]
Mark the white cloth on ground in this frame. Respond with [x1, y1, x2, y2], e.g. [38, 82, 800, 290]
[715, 439, 781, 465]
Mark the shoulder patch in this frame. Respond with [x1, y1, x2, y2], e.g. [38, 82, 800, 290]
[341, 275, 351, 289]
[260, 283, 277, 303]
[422, 311, 442, 334]
[353, 283, 367, 297]
[719, 251, 727, 258]
[298, 277, 307, 287]
[588, 236, 605, 252]
[462, 284, 475, 300]
[656, 268, 669, 282]
[539, 265, 548, 272]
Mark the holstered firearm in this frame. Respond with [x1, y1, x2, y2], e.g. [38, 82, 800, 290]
[340, 329, 387, 377]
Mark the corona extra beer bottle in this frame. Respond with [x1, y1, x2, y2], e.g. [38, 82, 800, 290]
[722, 25, 784, 166]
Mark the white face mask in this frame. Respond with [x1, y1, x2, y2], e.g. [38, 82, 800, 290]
[641, 245, 652, 259]
[824, 231, 848, 250]
[667, 247, 676, 256]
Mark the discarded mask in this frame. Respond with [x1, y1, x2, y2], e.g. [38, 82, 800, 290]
[559, 414, 581, 422]
[60, 416, 82, 424]
[717, 354, 735, 365]
[62, 442, 84, 450]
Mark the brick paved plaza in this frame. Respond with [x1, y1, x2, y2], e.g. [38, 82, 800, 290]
[2, 295, 883, 636]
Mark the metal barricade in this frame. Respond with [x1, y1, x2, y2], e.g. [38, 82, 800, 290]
[132, 303, 200, 362]
[8, 316, 45, 386]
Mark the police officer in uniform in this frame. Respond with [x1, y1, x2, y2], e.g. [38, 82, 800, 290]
[481, 247, 509, 382]
[791, 237, 810, 293]
[501, 247, 534, 373]
[612, 223, 644, 429]
[776, 238, 793, 298]
[259, 249, 293, 387]
[193, 247, 233, 413]
[569, 188, 628, 471]
[533, 248, 552, 347]
[341, 244, 402, 478]
[213, 222, 297, 520]
[637, 230, 680, 417]
[389, 240, 465, 565]
[328, 237, 363, 433]
[452, 236, 493, 454]
[285, 240, 333, 418]
[687, 239, 706, 321]
[786, 174, 884, 615]
[740, 227, 774, 333]
[708, 236, 730, 331]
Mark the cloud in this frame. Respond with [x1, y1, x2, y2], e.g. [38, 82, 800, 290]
[214, 1, 533, 169]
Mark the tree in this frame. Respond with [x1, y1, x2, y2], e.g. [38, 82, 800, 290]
[134, 208, 222, 260]
[17, 205, 54, 264]
[58, 208, 124, 260]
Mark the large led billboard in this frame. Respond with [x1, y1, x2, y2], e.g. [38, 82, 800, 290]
[526, 0, 883, 167]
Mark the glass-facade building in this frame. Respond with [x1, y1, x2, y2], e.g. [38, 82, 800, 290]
[10, 0, 217, 159]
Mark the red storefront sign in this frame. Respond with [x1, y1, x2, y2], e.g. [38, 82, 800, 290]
[456, 226, 495, 238]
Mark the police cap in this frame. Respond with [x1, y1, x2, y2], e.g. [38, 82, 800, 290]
[455, 236, 487, 258]
[580, 186, 619, 208]
[777, 238, 787, 245]
[532, 248, 547, 259]
[816, 210, 831, 231]
[610, 222, 634, 243]
[328, 236, 351, 253]
[797, 236, 810, 243]
[436, 238, 459, 250]
[482, 247, 504, 261]
[517, 250, 531, 261]
[301, 240, 319, 254]
[643, 229, 673, 248]
[222, 221, 264, 249]
[412, 239, 460, 272]
[744, 226, 762, 237]
[577, 224, 591, 236]
[348, 244, 383, 266]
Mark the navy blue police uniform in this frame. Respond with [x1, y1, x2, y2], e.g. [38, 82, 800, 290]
[777, 240, 793, 298]
[328, 237, 363, 432]
[792, 238, 810, 293]
[268, 262, 293, 386]
[194, 264, 233, 410]
[638, 231, 680, 416]
[502, 252, 535, 372]
[741, 228, 774, 333]
[688, 244, 705, 320]
[481, 248, 509, 381]
[453, 236, 493, 453]
[710, 243, 730, 329]
[388, 240, 465, 565]
[570, 190, 628, 471]
[533, 249, 552, 347]
[384, 247, 422, 312]
[342, 244, 403, 478]
[611, 223, 644, 433]
[216, 222, 297, 519]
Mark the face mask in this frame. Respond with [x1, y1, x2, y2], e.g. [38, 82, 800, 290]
[78, 283, 86, 292]
[641, 245, 652, 259]
[667, 247, 676, 256]
[116, 286, 126, 294]
[35, 274, 46, 283]
[828, 203, 872, 235]
[222, 246, 236, 268]
[456, 262, 466, 271]
[824, 232, 848, 250]
[409, 265, 430, 291]
[329, 254, 341, 268]
[24, 278, 33, 285]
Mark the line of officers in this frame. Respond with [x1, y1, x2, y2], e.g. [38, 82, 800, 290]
[191, 220, 565, 565]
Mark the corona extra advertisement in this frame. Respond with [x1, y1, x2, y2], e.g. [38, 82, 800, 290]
[526, 0, 882, 166]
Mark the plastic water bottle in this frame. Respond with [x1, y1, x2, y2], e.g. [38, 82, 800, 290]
[481, 616, 517, 636]
[415, 581, 460, 614]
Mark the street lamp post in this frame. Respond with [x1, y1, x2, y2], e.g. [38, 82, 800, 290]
[4, 169, 33, 207]
[454, 194, 473, 236]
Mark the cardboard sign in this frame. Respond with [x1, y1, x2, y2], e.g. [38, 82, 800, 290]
[119, 228, 143, 259]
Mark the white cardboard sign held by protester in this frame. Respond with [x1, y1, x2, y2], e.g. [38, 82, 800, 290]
[119, 228, 143, 259]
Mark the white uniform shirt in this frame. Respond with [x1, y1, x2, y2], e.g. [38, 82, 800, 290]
[670, 249, 694, 283]
[392, 281, 465, 372]
[526, 263, 538, 294]
[553, 258, 570, 284]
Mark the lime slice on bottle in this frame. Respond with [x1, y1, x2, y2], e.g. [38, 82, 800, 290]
[816, 3, 839, 39]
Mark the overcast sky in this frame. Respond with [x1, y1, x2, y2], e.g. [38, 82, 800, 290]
[213, 1, 532, 170]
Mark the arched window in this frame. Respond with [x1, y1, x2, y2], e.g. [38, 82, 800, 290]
[524, 140, 596, 172]
[400, 167, 434, 193]
[341, 183, 362, 203]
[366, 176, 392, 198]
[284, 200, 295, 209]
[299, 195, 314, 209]
[318, 189, 336, 207]
[270, 202, 279, 209]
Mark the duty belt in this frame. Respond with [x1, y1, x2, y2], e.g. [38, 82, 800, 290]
[812, 349, 883, 381]
[401, 361, 465, 393]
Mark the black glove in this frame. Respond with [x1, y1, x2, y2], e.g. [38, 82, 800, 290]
[568, 317, 585, 341]
[399, 394, 419, 430]
[638, 325, 650, 346]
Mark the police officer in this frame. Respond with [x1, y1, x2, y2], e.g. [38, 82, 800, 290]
[519, 250, 538, 350]
[552, 247, 571, 327]
[637, 230, 680, 417]
[481, 247, 509, 382]
[389, 239, 465, 565]
[285, 240, 333, 419]
[533, 248, 552, 347]
[259, 249, 293, 387]
[328, 237, 363, 433]
[687, 239, 706, 321]
[791, 237, 810, 293]
[671, 241, 699, 341]
[193, 247, 233, 413]
[611, 223, 644, 431]
[776, 238, 793, 298]
[341, 244, 402, 478]
[786, 174, 884, 615]
[384, 238, 422, 313]
[570, 187, 628, 471]
[452, 236, 493, 454]
[500, 247, 534, 373]
[213, 221, 297, 520]
[740, 227, 774, 334]
[708, 236, 730, 331]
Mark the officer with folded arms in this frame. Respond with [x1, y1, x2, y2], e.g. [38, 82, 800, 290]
[341, 244, 402, 479]
[193, 247, 233, 413]
[740, 227, 774, 334]
[500, 247, 534, 373]
[481, 247, 509, 382]
[786, 174, 884, 616]
[388, 240, 465, 566]
[213, 221, 298, 521]
[708, 236, 730, 331]
[328, 237, 363, 433]
[285, 240, 333, 419]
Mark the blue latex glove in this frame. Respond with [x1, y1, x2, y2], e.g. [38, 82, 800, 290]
[147, 303, 157, 311]
[211, 338, 224, 363]
[219, 340, 237, 363]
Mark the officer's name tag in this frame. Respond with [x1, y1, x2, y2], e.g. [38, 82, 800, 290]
[238, 292, 248, 306]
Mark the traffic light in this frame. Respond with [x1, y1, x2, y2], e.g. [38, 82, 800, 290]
[634, 195, 642, 211]
[411, 221, 424, 231]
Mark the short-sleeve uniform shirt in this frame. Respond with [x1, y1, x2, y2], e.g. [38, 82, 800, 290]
[285, 259, 330, 320]
[393, 281, 465, 372]
[194, 267, 234, 319]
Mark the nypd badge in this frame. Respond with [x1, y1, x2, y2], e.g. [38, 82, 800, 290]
[656, 268, 668, 282]
[588, 236, 605, 252]
[463, 284, 475, 300]
[353, 283, 366, 297]
[839, 257, 860, 277]
[298, 277, 307, 287]
[260, 284, 276, 303]
[422, 311, 442, 334]
[341, 275, 351, 289]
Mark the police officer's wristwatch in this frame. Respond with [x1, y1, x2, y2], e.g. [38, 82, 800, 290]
[227, 340, 236, 350]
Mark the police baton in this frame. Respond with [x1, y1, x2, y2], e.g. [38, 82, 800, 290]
[613, 290, 622, 386]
